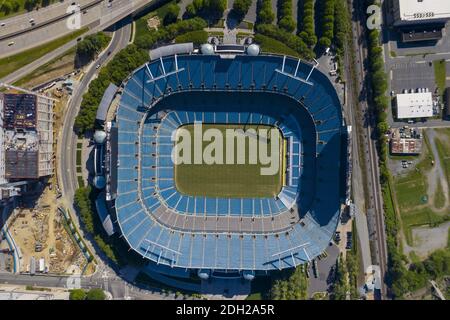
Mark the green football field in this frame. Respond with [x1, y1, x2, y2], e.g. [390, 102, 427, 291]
[173, 124, 284, 198]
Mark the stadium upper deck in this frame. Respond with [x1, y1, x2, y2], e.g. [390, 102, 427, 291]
[110, 52, 345, 275]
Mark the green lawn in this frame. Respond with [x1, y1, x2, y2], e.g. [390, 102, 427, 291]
[134, 0, 177, 41]
[392, 134, 435, 211]
[13, 47, 77, 87]
[0, 0, 58, 19]
[254, 34, 300, 58]
[402, 208, 449, 244]
[0, 28, 87, 79]
[433, 59, 446, 97]
[435, 134, 450, 193]
[391, 131, 450, 245]
[173, 124, 284, 198]
[434, 180, 446, 209]
[394, 175, 428, 210]
[175, 30, 208, 45]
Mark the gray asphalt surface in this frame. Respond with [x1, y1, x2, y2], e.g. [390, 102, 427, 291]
[0, 0, 97, 37]
[0, 272, 164, 299]
[59, 20, 130, 209]
[0, 0, 151, 58]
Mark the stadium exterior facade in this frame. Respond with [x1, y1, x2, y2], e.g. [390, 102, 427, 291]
[100, 47, 348, 281]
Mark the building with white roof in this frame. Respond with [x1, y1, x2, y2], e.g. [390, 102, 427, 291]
[396, 92, 433, 119]
[393, 0, 450, 26]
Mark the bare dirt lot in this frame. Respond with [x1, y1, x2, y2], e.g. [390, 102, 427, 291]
[10, 187, 88, 274]
[408, 221, 450, 259]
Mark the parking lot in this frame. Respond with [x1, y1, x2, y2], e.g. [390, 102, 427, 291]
[390, 60, 437, 95]
[384, 22, 450, 58]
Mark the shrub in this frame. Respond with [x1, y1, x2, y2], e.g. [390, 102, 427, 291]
[76, 32, 111, 62]
[256, 24, 314, 60]
[277, 0, 296, 33]
[175, 30, 208, 45]
[86, 288, 106, 300]
[163, 3, 180, 25]
[232, 0, 252, 20]
[298, 0, 316, 47]
[69, 289, 87, 300]
[257, 0, 275, 25]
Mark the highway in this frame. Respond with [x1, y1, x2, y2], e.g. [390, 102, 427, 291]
[0, 0, 103, 39]
[0, 0, 153, 58]
[346, 0, 388, 298]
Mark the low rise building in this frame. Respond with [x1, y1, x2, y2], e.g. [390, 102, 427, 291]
[392, 0, 450, 42]
[393, 0, 450, 27]
[390, 127, 423, 155]
[396, 92, 433, 119]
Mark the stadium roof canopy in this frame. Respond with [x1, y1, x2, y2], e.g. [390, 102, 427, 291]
[150, 43, 194, 61]
[396, 92, 433, 119]
[96, 83, 118, 122]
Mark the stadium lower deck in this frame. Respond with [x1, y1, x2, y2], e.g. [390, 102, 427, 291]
[110, 54, 345, 275]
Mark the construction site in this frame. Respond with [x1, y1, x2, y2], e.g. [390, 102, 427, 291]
[5, 184, 92, 275]
[0, 81, 95, 276]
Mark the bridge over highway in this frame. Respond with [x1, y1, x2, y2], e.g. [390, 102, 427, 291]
[0, 0, 163, 58]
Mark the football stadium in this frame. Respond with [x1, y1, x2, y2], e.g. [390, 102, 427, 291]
[99, 43, 347, 283]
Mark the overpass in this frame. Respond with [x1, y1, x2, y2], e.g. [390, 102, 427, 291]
[0, 0, 165, 58]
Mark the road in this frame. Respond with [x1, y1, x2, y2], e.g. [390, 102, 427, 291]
[0, 0, 153, 58]
[346, 0, 388, 298]
[55, 20, 131, 295]
[0, 272, 164, 300]
[59, 19, 130, 208]
[0, 0, 102, 39]
[0, 0, 156, 84]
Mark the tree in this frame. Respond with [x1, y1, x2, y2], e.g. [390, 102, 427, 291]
[298, 0, 316, 47]
[163, 3, 180, 25]
[69, 289, 86, 300]
[331, 255, 348, 300]
[232, 0, 252, 21]
[175, 30, 208, 45]
[318, 36, 331, 49]
[86, 288, 106, 300]
[277, 0, 296, 33]
[76, 32, 111, 62]
[185, 3, 196, 17]
[206, 0, 226, 18]
[271, 267, 308, 300]
[256, 24, 315, 60]
[258, 0, 275, 25]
